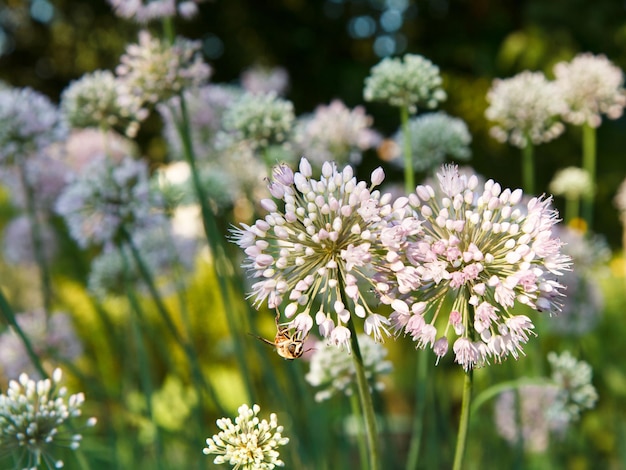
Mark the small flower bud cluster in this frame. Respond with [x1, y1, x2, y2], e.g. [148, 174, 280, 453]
[292, 99, 381, 167]
[554, 52, 626, 128]
[203, 404, 289, 469]
[363, 53, 447, 113]
[485, 71, 565, 148]
[0, 369, 97, 470]
[305, 334, 392, 402]
[241, 64, 290, 96]
[108, 0, 203, 23]
[222, 91, 295, 151]
[549, 167, 593, 200]
[392, 111, 472, 172]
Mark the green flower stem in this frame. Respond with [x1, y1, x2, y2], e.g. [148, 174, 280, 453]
[0, 288, 47, 378]
[17, 159, 53, 317]
[452, 369, 473, 470]
[121, 229, 227, 415]
[119, 247, 165, 470]
[345, 317, 380, 470]
[581, 123, 597, 228]
[521, 143, 535, 195]
[400, 106, 414, 194]
[405, 351, 429, 470]
[174, 94, 255, 403]
[349, 390, 370, 470]
[565, 195, 579, 224]
[470, 377, 551, 415]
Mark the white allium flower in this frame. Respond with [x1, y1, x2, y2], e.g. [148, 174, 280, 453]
[55, 155, 163, 248]
[0, 311, 83, 380]
[241, 64, 290, 96]
[61, 70, 146, 137]
[231, 157, 394, 349]
[0, 369, 97, 469]
[363, 53, 447, 113]
[549, 167, 593, 200]
[0, 87, 67, 164]
[203, 403, 289, 469]
[107, 0, 204, 22]
[485, 71, 566, 148]
[292, 99, 381, 168]
[554, 52, 626, 128]
[374, 164, 571, 370]
[391, 111, 472, 172]
[116, 30, 211, 108]
[222, 91, 295, 151]
[305, 334, 392, 402]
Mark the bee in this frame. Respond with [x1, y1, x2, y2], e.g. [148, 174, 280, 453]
[254, 310, 311, 360]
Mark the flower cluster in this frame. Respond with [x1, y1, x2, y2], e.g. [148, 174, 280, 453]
[116, 30, 211, 108]
[375, 165, 570, 370]
[292, 99, 381, 167]
[0, 369, 96, 469]
[55, 155, 162, 248]
[305, 334, 392, 402]
[108, 0, 203, 23]
[485, 71, 565, 148]
[231, 157, 393, 349]
[549, 167, 593, 200]
[240, 64, 290, 96]
[391, 111, 472, 172]
[363, 53, 447, 113]
[203, 403, 289, 469]
[553, 52, 626, 128]
[221, 91, 295, 151]
[61, 70, 146, 137]
[0, 87, 67, 164]
[0, 310, 83, 380]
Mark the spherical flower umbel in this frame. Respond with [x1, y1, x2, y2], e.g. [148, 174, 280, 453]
[0, 369, 97, 470]
[374, 164, 571, 370]
[391, 111, 472, 172]
[0, 87, 67, 164]
[305, 334, 392, 402]
[553, 52, 626, 128]
[107, 0, 204, 23]
[222, 91, 295, 151]
[231, 157, 394, 349]
[116, 30, 211, 108]
[549, 167, 593, 200]
[363, 53, 447, 113]
[292, 99, 381, 167]
[240, 64, 290, 96]
[203, 403, 289, 470]
[485, 71, 565, 148]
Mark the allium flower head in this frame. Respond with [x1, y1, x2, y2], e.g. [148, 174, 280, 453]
[108, 0, 203, 23]
[485, 71, 565, 148]
[222, 91, 295, 151]
[116, 30, 211, 108]
[203, 403, 289, 469]
[231, 157, 394, 349]
[305, 334, 392, 402]
[375, 164, 571, 370]
[241, 64, 290, 96]
[61, 70, 146, 137]
[549, 167, 593, 200]
[0, 87, 67, 164]
[554, 52, 626, 128]
[392, 111, 472, 172]
[293, 99, 381, 167]
[363, 53, 447, 113]
[0, 369, 97, 469]
[55, 155, 162, 248]
[0, 311, 82, 380]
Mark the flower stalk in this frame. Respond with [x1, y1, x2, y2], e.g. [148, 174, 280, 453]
[452, 368, 473, 470]
[400, 106, 414, 194]
[521, 142, 535, 195]
[581, 123, 597, 228]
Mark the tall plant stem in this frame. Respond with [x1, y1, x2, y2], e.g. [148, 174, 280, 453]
[344, 314, 380, 470]
[0, 289, 47, 378]
[452, 369, 473, 470]
[521, 143, 535, 195]
[173, 94, 255, 403]
[400, 106, 414, 195]
[565, 196, 579, 225]
[349, 391, 369, 470]
[405, 351, 429, 470]
[581, 123, 597, 228]
[17, 160, 53, 317]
